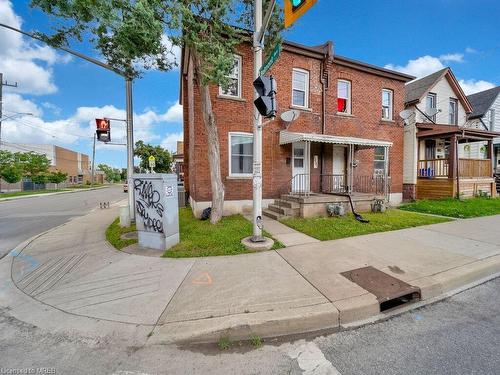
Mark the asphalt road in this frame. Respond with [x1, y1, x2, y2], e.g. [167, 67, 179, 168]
[0, 186, 126, 259]
[0, 276, 499, 374]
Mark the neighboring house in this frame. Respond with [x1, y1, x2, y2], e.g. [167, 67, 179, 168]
[180, 39, 414, 218]
[0, 143, 100, 191]
[402, 68, 499, 200]
[466, 86, 500, 173]
[172, 140, 184, 181]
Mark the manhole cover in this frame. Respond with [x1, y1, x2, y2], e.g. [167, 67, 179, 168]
[341, 266, 420, 311]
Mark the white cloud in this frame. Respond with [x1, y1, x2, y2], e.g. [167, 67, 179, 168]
[465, 47, 478, 54]
[385, 55, 446, 78]
[161, 132, 183, 152]
[0, 0, 68, 95]
[2, 93, 43, 117]
[41, 102, 62, 116]
[439, 53, 464, 63]
[160, 102, 183, 123]
[458, 79, 496, 95]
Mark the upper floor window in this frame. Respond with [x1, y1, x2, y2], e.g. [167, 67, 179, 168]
[219, 55, 242, 98]
[382, 89, 393, 120]
[449, 98, 458, 125]
[229, 132, 253, 176]
[337, 80, 351, 114]
[426, 93, 437, 121]
[292, 69, 309, 107]
[490, 109, 496, 130]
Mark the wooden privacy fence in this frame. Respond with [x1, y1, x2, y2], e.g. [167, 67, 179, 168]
[459, 159, 492, 178]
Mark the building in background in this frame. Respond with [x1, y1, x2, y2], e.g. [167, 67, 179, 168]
[0, 143, 103, 191]
[172, 140, 184, 181]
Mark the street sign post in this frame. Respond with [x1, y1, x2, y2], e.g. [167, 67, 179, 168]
[148, 155, 156, 173]
[260, 44, 281, 76]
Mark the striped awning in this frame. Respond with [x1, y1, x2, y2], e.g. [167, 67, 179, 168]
[279, 131, 393, 148]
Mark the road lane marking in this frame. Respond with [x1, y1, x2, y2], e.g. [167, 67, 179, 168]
[282, 340, 342, 375]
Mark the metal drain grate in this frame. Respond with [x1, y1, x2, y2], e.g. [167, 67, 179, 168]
[341, 266, 421, 312]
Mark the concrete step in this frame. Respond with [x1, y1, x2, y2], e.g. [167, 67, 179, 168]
[263, 208, 285, 220]
[268, 204, 300, 218]
[274, 199, 300, 209]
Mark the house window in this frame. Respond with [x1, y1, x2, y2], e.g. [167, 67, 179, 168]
[292, 69, 309, 107]
[382, 89, 393, 120]
[229, 133, 253, 176]
[426, 93, 437, 121]
[449, 98, 458, 125]
[373, 146, 386, 175]
[490, 109, 496, 130]
[219, 55, 242, 98]
[337, 80, 351, 114]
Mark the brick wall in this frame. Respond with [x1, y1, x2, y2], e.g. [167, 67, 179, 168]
[182, 41, 409, 204]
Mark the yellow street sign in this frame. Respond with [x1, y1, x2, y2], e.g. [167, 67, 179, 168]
[284, 0, 317, 28]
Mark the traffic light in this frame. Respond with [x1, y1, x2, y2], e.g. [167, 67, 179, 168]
[284, 0, 317, 28]
[95, 118, 111, 142]
[253, 75, 277, 118]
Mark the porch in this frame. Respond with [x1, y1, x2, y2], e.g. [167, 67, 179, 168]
[416, 124, 499, 199]
[264, 131, 392, 219]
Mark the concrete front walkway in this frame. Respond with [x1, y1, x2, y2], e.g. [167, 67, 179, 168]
[2, 204, 500, 345]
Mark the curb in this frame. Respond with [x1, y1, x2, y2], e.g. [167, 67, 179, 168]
[148, 258, 500, 345]
[0, 186, 109, 202]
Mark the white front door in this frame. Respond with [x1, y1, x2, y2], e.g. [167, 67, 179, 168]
[332, 146, 346, 192]
[292, 142, 309, 192]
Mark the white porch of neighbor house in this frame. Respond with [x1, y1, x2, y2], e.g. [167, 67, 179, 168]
[263, 131, 393, 219]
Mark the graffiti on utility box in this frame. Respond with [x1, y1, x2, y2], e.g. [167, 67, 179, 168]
[134, 179, 164, 233]
[132, 174, 180, 251]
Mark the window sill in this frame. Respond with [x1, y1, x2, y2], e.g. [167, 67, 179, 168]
[226, 175, 253, 180]
[290, 105, 312, 112]
[335, 112, 355, 118]
[217, 95, 246, 102]
[380, 119, 396, 124]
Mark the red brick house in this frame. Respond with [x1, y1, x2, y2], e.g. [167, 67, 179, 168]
[180, 40, 414, 218]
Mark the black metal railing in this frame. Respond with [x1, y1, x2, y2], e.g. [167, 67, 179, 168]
[288, 173, 388, 196]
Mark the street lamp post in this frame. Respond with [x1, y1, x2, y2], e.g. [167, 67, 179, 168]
[0, 22, 135, 221]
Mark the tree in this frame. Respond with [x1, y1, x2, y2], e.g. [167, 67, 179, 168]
[134, 140, 172, 173]
[0, 150, 23, 184]
[47, 170, 68, 189]
[98, 164, 122, 183]
[18, 152, 51, 188]
[30, 0, 284, 223]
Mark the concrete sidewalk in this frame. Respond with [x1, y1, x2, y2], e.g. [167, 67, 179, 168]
[2, 204, 500, 345]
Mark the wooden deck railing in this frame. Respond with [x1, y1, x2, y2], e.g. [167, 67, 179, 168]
[459, 158, 492, 178]
[418, 159, 449, 177]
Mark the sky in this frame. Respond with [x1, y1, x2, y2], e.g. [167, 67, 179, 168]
[1, 0, 499, 168]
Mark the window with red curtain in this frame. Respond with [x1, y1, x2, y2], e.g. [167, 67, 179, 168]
[337, 80, 351, 113]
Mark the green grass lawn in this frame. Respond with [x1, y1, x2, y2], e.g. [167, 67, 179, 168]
[0, 189, 68, 199]
[400, 197, 500, 218]
[165, 208, 283, 258]
[281, 209, 450, 241]
[105, 208, 283, 257]
[105, 218, 137, 250]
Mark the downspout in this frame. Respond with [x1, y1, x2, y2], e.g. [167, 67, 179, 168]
[319, 44, 330, 191]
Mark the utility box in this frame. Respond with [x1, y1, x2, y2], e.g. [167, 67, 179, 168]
[132, 173, 180, 251]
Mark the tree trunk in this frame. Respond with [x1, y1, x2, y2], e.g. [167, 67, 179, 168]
[192, 50, 225, 224]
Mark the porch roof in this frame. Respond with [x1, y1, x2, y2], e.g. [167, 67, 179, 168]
[416, 123, 500, 140]
[279, 131, 393, 148]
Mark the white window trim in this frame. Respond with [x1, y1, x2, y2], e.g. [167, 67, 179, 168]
[228, 131, 253, 178]
[291, 68, 310, 108]
[382, 89, 393, 120]
[337, 79, 352, 115]
[449, 98, 458, 125]
[219, 55, 242, 99]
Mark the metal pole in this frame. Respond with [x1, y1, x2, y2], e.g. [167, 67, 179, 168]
[252, 0, 264, 242]
[91, 133, 96, 188]
[126, 77, 135, 221]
